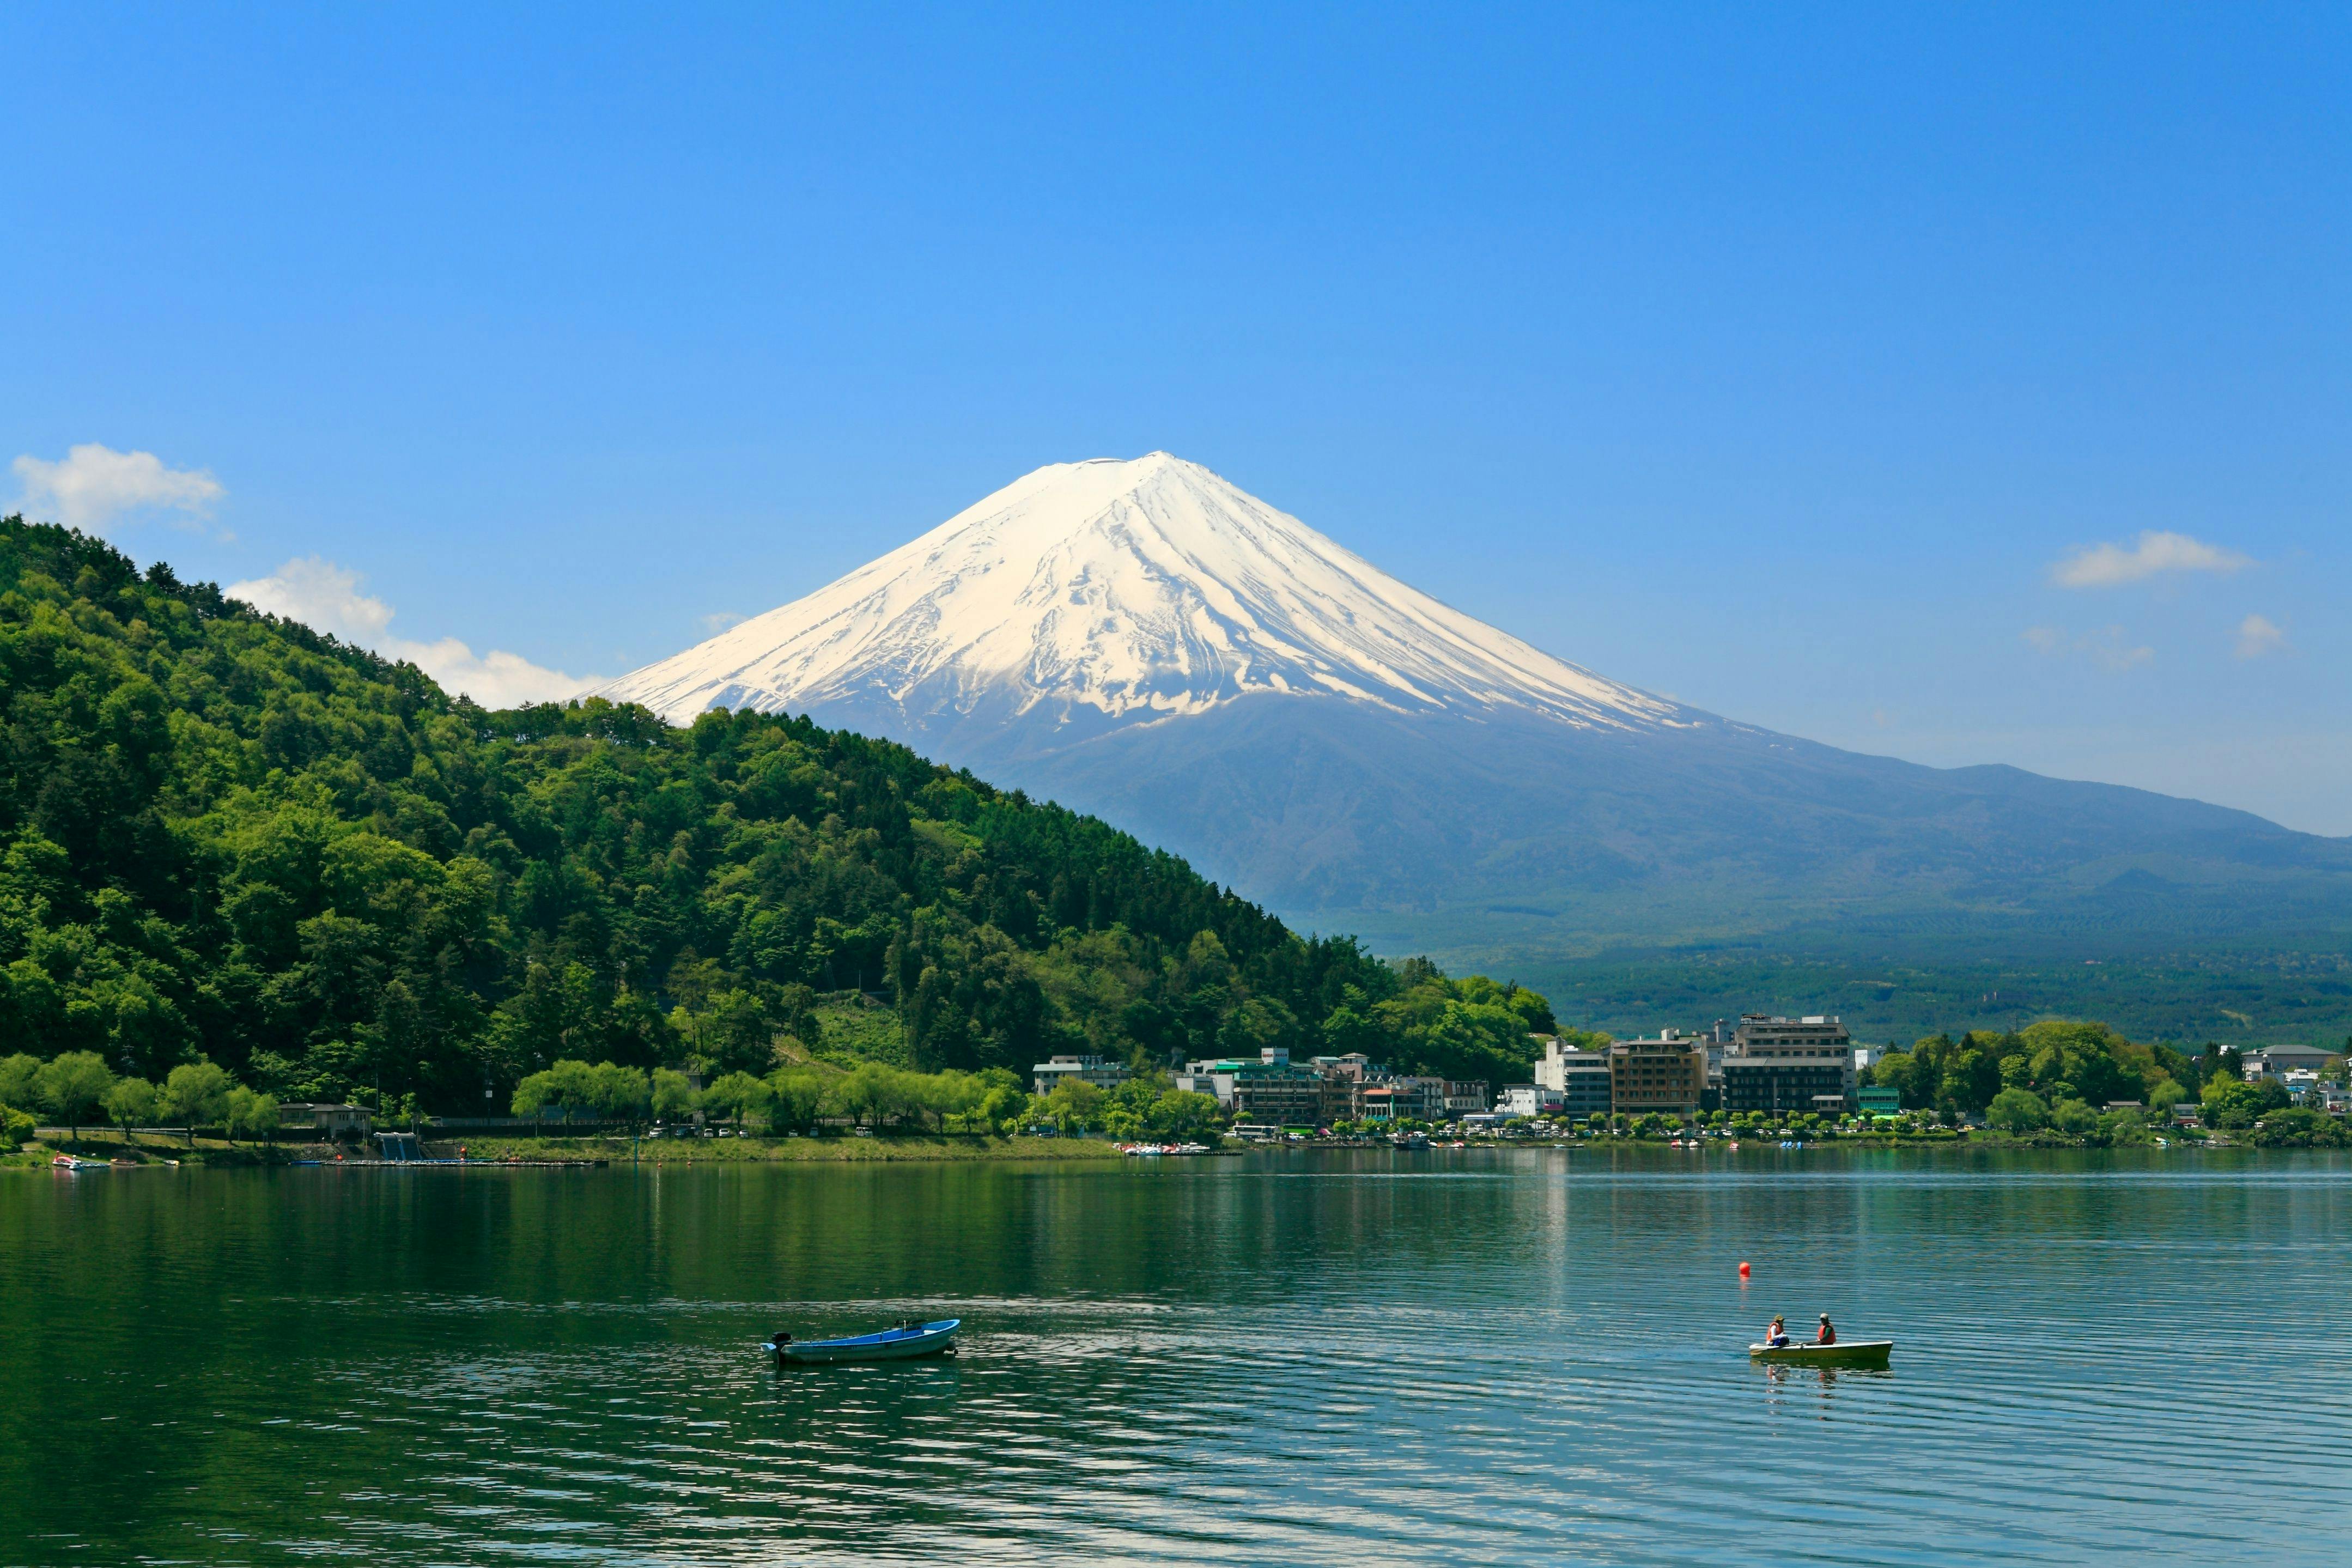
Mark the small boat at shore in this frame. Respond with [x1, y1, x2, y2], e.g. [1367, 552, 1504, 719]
[765, 1318, 959, 1365]
[51, 1154, 110, 1171]
[1749, 1340, 1893, 1368]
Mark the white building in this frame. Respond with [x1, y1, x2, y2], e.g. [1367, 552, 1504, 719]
[1032, 1054, 1131, 1096]
[1534, 1038, 1615, 1118]
[1499, 1084, 1566, 1118]
[2245, 1043, 2338, 1079]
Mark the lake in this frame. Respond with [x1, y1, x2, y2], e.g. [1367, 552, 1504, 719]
[5, 1147, 2350, 1565]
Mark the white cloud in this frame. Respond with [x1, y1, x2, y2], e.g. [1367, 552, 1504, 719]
[2051, 530, 2250, 588]
[2235, 613, 2286, 660]
[228, 555, 590, 707]
[698, 610, 749, 635]
[2021, 624, 2153, 672]
[227, 556, 394, 639]
[12, 442, 226, 532]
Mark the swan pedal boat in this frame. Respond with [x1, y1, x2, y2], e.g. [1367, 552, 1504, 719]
[766, 1319, 959, 1364]
[1749, 1339, 1893, 1368]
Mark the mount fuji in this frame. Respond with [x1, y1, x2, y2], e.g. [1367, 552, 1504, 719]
[599, 454, 2352, 970]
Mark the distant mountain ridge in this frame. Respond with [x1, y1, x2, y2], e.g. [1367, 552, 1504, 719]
[599, 455, 2352, 967]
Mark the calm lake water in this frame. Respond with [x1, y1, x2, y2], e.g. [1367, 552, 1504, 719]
[5, 1148, 2351, 1565]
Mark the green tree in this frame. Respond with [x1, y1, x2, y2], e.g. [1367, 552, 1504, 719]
[698, 1071, 771, 1128]
[919, 1069, 984, 1133]
[226, 1086, 281, 1146]
[651, 1068, 697, 1123]
[0, 1052, 40, 1110]
[513, 1060, 601, 1120]
[1041, 1078, 1107, 1135]
[2098, 1107, 2153, 1146]
[39, 1051, 117, 1138]
[2049, 1097, 2099, 1135]
[588, 1063, 652, 1126]
[105, 1076, 157, 1138]
[765, 1068, 829, 1135]
[1148, 1089, 1224, 1137]
[2199, 1077, 2288, 1129]
[162, 1061, 235, 1144]
[1986, 1087, 2049, 1133]
[2246, 1107, 2352, 1148]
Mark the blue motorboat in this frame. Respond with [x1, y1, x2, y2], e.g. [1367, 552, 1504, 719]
[764, 1318, 960, 1364]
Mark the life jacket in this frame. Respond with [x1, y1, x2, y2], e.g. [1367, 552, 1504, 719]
[1817, 1322, 1836, 1344]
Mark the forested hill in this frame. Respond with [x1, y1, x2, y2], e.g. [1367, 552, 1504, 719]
[0, 516, 1555, 1111]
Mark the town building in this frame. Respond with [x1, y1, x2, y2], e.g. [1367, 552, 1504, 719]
[1177, 1047, 1327, 1126]
[1308, 1052, 1382, 1122]
[1032, 1054, 1131, 1097]
[1857, 1085, 1903, 1116]
[1608, 1035, 1707, 1116]
[1535, 1038, 1616, 1119]
[1499, 1084, 1567, 1118]
[2245, 1043, 2339, 1079]
[1442, 1080, 1492, 1116]
[1698, 1019, 1736, 1080]
[1722, 1014, 1857, 1115]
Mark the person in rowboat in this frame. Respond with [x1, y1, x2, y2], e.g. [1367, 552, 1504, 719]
[1816, 1314, 1836, 1345]
[1765, 1315, 1790, 1347]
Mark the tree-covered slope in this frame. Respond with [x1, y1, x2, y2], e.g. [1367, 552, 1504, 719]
[0, 518, 1553, 1110]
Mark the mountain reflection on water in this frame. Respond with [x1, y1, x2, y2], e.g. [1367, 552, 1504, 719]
[5, 1149, 2351, 1565]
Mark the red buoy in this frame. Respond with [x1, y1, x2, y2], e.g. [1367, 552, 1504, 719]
[1739, 1260, 1752, 1279]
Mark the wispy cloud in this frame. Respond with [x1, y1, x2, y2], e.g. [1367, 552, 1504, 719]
[2051, 530, 2250, 588]
[698, 610, 749, 635]
[12, 442, 224, 532]
[227, 556, 591, 707]
[2022, 624, 2153, 672]
[2235, 613, 2286, 660]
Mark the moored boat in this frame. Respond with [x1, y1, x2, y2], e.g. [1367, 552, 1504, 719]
[766, 1318, 960, 1365]
[1749, 1340, 1893, 1368]
[51, 1154, 110, 1171]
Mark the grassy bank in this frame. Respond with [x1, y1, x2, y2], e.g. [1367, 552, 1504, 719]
[4, 1127, 1129, 1165]
[430, 1133, 1130, 1163]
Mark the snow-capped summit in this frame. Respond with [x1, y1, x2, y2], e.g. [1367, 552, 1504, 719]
[596, 452, 1679, 734]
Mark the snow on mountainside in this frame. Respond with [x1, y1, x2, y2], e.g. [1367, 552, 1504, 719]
[597, 453, 1680, 733]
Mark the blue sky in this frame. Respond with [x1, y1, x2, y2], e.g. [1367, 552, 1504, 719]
[6, 3, 2347, 831]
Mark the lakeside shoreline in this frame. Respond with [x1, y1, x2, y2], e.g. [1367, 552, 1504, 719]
[7, 1126, 2282, 1169]
[3, 1128, 1132, 1167]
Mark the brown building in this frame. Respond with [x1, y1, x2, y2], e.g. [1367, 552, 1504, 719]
[1608, 1035, 1707, 1116]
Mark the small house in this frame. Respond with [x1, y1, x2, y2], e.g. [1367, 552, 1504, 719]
[279, 1103, 372, 1137]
